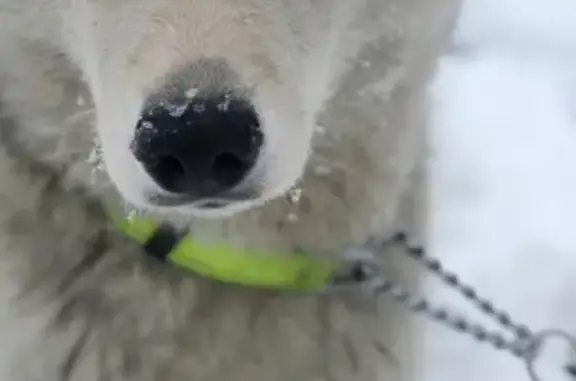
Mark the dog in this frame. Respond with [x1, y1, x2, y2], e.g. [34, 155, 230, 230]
[0, 0, 460, 380]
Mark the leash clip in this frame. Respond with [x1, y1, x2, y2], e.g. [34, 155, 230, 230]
[324, 234, 576, 381]
[524, 329, 576, 381]
[327, 245, 382, 291]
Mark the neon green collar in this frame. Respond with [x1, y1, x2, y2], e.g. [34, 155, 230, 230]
[112, 214, 337, 292]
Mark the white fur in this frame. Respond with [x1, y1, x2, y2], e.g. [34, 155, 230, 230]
[0, 0, 459, 380]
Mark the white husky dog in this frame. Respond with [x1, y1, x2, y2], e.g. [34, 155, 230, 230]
[0, 0, 459, 380]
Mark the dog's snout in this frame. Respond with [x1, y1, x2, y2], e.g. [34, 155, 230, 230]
[131, 94, 263, 199]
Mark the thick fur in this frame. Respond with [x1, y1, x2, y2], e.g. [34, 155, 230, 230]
[0, 1, 459, 380]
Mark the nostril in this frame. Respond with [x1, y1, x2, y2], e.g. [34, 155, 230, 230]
[211, 152, 248, 187]
[134, 93, 263, 198]
[152, 155, 187, 193]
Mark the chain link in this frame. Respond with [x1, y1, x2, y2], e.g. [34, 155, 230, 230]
[334, 232, 576, 381]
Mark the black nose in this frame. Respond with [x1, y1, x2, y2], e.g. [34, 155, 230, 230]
[131, 94, 263, 198]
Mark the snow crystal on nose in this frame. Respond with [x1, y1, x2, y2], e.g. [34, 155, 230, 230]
[192, 104, 206, 113]
[158, 94, 193, 118]
[185, 88, 199, 99]
[217, 98, 231, 112]
[165, 103, 189, 118]
[139, 120, 155, 131]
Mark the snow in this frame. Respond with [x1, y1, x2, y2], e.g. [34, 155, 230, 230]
[425, 0, 576, 380]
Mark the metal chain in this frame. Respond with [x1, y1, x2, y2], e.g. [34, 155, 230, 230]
[336, 232, 576, 381]
[383, 233, 534, 356]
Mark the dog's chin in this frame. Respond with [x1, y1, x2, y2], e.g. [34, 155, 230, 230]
[164, 200, 265, 219]
[122, 193, 271, 221]
[109, 170, 299, 221]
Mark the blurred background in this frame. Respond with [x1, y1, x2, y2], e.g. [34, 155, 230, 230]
[427, 0, 576, 380]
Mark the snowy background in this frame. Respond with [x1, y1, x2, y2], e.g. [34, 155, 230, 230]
[426, 0, 576, 380]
